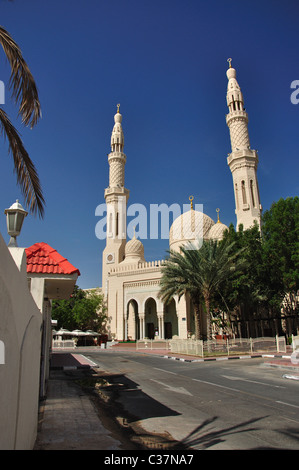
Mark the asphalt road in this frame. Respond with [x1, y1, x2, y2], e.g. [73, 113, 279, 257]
[85, 350, 299, 450]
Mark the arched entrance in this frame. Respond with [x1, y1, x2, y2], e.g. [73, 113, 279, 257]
[144, 297, 158, 339]
[164, 298, 178, 339]
[126, 299, 139, 340]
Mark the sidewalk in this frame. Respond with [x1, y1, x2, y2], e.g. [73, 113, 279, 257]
[34, 352, 126, 450]
[34, 345, 299, 450]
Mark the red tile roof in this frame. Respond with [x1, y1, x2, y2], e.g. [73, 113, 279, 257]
[25, 242, 80, 276]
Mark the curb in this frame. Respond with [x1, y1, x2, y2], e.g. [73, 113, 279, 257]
[282, 374, 299, 381]
[50, 348, 298, 371]
[50, 353, 98, 371]
[162, 354, 264, 363]
[51, 364, 92, 371]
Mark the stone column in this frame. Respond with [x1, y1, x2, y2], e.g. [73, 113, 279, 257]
[157, 313, 164, 339]
[124, 315, 128, 341]
[138, 313, 145, 339]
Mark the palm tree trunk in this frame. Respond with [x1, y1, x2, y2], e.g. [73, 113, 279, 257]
[204, 294, 212, 341]
[193, 303, 201, 340]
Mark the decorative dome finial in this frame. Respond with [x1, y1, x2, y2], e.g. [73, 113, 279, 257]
[227, 58, 232, 68]
[189, 195, 194, 210]
[216, 208, 220, 223]
[117, 103, 120, 113]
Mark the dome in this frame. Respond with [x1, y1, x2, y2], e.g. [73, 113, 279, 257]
[169, 209, 215, 252]
[208, 221, 228, 241]
[122, 235, 145, 263]
[114, 111, 122, 123]
[226, 67, 236, 80]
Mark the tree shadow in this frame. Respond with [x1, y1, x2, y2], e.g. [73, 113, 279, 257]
[109, 373, 181, 422]
[273, 426, 299, 447]
[177, 415, 275, 450]
[83, 371, 181, 423]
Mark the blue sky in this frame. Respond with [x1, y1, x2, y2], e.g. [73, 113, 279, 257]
[0, 0, 298, 288]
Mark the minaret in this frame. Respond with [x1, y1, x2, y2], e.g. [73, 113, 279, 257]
[226, 59, 262, 231]
[102, 104, 129, 294]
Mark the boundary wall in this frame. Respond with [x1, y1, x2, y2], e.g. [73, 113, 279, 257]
[0, 233, 42, 449]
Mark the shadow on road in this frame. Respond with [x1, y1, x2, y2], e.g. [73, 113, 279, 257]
[178, 415, 270, 449]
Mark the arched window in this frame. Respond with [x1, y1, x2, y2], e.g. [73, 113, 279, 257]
[241, 180, 247, 204]
[250, 180, 255, 208]
[235, 183, 239, 210]
[116, 212, 119, 237]
[109, 212, 113, 236]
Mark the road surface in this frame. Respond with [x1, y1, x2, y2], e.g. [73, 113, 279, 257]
[84, 350, 299, 450]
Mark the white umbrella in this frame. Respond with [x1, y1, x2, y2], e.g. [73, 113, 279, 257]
[56, 328, 73, 336]
[85, 330, 100, 336]
[71, 329, 85, 336]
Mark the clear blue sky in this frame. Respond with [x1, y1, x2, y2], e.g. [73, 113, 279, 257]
[0, 0, 298, 288]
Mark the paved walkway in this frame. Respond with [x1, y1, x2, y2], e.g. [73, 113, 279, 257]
[34, 353, 124, 450]
[34, 345, 299, 450]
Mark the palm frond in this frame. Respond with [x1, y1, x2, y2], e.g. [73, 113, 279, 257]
[0, 108, 45, 217]
[0, 26, 41, 128]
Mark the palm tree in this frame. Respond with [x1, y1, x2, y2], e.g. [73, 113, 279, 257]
[0, 26, 45, 217]
[158, 245, 203, 339]
[159, 239, 245, 340]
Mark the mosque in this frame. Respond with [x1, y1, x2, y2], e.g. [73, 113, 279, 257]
[101, 60, 262, 341]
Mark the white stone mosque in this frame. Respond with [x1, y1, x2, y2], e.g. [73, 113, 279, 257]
[101, 60, 262, 341]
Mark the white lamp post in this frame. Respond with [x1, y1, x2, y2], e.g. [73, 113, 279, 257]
[4, 199, 28, 247]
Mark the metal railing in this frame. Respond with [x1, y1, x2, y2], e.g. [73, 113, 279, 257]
[136, 339, 171, 350]
[169, 336, 286, 357]
[170, 339, 204, 356]
[292, 335, 299, 351]
[52, 340, 76, 349]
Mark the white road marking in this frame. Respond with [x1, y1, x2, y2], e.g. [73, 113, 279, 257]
[276, 401, 299, 409]
[192, 378, 240, 393]
[154, 367, 177, 375]
[221, 374, 285, 389]
[150, 379, 192, 395]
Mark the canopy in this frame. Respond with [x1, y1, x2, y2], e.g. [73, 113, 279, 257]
[71, 329, 86, 336]
[54, 328, 73, 336]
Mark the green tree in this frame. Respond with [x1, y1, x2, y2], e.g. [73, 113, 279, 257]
[262, 197, 299, 316]
[52, 286, 107, 332]
[220, 223, 267, 320]
[0, 26, 45, 217]
[219, 199, 299, 335]
[159, 239, 245, 340]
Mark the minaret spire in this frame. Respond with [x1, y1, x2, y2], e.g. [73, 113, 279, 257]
[226, 60, 262, 231]
[226, 60, 249, 151]
[110, 104, 124, 154]
[102, 105, 129, 295]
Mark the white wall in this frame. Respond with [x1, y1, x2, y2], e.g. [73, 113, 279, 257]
[0, 233, 42, 449]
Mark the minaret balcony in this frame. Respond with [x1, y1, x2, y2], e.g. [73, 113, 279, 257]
[104, 186, 130, 200]
[227, 148, 258, 168]
[108, 152, 126, 164]
[226, 110, 248, 125]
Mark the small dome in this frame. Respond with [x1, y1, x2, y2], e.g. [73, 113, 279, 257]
[208, 221, 228, 241]
[169, 209, 214, 252]
[226, 67, 236, 80]
[114, 112, 122, 124]
[122, 235, 145, 263]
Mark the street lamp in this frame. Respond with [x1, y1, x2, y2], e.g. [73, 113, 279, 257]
[4, 199, 28, 247]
